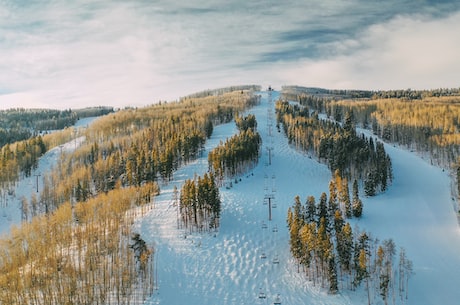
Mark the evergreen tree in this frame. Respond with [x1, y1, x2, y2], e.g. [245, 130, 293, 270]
[317, 192, 328, 228]
[305, 195, 316, 223]
[352, 179, 363, 218]
[342, 178, 352, 218]
[364, 171, 376, 196]
[328, 253, 339, 294]
[328, 179, 339, 220]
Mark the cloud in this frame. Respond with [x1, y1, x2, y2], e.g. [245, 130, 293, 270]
[278, 11, 460, 90]
[0, 1, 459, 110]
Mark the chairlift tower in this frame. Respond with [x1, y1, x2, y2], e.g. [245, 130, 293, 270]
[266, 146, 274, 166]
[264, 193, 275, 221]
[33, 173, 41, 193]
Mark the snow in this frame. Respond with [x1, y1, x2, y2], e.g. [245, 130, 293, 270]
[0, 117, 96, 236]
[2, 92, 460, 304]
[132, 91, 460, 305]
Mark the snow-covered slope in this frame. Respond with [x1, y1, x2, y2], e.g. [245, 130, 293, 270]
[2, 92, 459, 304]
[135, 91, 460, 305]
[0, 118, 94, 236]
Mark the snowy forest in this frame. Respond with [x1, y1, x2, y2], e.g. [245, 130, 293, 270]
[287, 172, 414, 305]
[282, 86, 460, 199]
[0, 85, 459, 304]
[0, 86, 261, 304]
[208, 113, 262, 182]
[275, 100, 392, 196]
[0, 107, 113, 147]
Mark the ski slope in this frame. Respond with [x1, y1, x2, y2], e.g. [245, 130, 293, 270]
[1, 93, 459, 304]
[0, 121, 91, 236]
[134, 91, 460, 305]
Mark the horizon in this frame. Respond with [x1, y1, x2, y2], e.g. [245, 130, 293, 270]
[1, 0, 460, 110]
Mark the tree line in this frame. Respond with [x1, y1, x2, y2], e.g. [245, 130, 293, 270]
[0, 184, 156, 305]
[17, 91, 260, 218]
[282, 85, 460, 102]
[0, 89, 261, 304]
[0, 135, 48, 209]
[0, 107, 113, 148]
[287, 174, 413, 304]
[208, 114, 262, 182]
[285, 87, 460, 200]
[275, 100, 392, 196]
[179, 172, 221, 232]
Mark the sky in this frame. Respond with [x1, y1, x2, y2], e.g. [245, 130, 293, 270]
[0, 0, 460, 109]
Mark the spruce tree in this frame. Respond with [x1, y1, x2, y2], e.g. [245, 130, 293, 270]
[317, 192, 328, 228]
[328, 253, 339, 294]
[342, 178, 352, 218]
[305, 195, 316, 223]
[352, 179, 363, 218]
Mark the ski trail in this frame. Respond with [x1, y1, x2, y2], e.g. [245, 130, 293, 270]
[135, 92, 352, 305]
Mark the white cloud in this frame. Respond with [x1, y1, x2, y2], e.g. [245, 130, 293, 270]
[280, 12, 460, 90]
[0, 1, 459, 110]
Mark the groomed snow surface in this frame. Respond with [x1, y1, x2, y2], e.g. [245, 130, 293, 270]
[1, 93, 460, 304]
[134, 91, 460, 305]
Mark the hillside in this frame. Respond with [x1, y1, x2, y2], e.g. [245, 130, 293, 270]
[1, 89, 460, 304]
[134, 90, 460, 305]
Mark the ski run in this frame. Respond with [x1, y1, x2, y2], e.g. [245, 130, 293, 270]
[2, 91, 460, 304]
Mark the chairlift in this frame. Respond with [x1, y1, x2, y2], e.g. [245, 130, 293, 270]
[261, 222, 268, 229]
[273, 294, 282, 305]
[272, 225, 278, 233]
[272, 202, 277, 208]
[260, 252, 267, 259]
[258, 288, 266, 299]
[273, 255, 280, 264]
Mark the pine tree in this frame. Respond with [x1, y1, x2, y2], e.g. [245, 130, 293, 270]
[317, 192, 328, 228]
[364, 171, 376, 196]
[328, 253, 339, 294]
[343, 179, 352, 218]
[305, 195, 316, 223]
[328, 180, 339, 220]
[352, 179, 363, 218]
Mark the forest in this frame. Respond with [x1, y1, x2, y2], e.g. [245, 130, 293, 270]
[281, 86, 460, 204]
[179, 172, 221, 233]
[275, 100, 392, 196]
[1, 84, 458, 304]
[208, 114, 262, 182]
[0, 86, 261, 304]
[0, 185, 156, 305]
[0, 107, 113, 148]
[287, 172, 413, 305]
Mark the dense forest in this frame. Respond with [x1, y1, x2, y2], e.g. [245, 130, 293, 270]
[179, 172, 221, 233]
[2, 84, 455, 304]
[275, 100, 392, 196]
[208, 114, 262, 182]
[281, 86, 460, 207]
[0, 86, 261, 304]
[0, 185, 156, 305]
[287, 173, 413, 304]
[0, 107, 113, 148]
